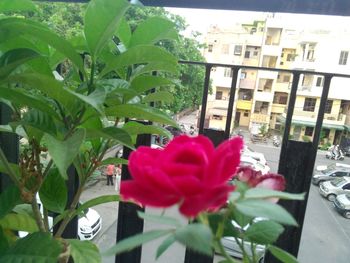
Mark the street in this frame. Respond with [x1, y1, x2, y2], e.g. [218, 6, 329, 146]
[80, 124, 350, 263]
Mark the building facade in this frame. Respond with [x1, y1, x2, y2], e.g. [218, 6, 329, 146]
[202, 17, 350, 145]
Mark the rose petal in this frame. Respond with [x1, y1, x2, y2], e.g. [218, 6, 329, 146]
[121, 181, 179, 207]
[207, 136, 243, 183]
[255, 174, 286, 191]
[128, 147, 162, 180]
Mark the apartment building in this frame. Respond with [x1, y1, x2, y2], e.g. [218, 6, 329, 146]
[202, 18, 350, 145]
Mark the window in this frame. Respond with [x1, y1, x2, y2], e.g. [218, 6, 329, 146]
[240, 72, 247, 79]
[305, 127, 314, 136]
[212, 115, 223, 120]
[208, 44, 213, 52]
[221, 44, 229, 54]
[224, 68, 233, 77]
[273, 93, 288, 104]
[253, 51, 259, 56]
[335, 171, 348, 177]
[339, 51, 348, 65]
[286, 54, 294, 61]
[325, 100, 333, 114]
[283, 75, 291, 82]
[243, 111, 249, 117]
[234, 45, 242, 55]
[316, 77, 323, 87]
[215, 91, 223, 100]
[244, 51, 250, 58]
[303, 98, 316, 112]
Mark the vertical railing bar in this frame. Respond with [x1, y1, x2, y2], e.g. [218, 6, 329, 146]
[224, 66, 240, 139]
[198, 65, 212, 135]
[312, 75, 332, 150]
[278, 72, 300, 169]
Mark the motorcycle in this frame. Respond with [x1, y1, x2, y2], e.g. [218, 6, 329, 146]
[272, 135, 281, 147]
[326, 149, 345, 160]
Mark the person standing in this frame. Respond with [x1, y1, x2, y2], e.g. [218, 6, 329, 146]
[106, 164, 115, 186]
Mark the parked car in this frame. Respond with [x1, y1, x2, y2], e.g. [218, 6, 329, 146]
[19, 200, 102, 241]
[319, 177, 350, 201]
[316, 163, 350, 172]
[220, 219, 265, 262]
[312, 165, 350, 185]
[240, 155, 270, 175]
[242, 145, 267, 166]
[333, 194, 350, 219]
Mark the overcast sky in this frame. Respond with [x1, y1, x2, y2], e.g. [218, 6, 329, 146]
[166, 7, 350, 36]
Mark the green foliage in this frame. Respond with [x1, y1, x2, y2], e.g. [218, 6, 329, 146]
[302, 135, 311, 142]
[0, 232, 62, 263]
[0, 185, 22, 219]
[68, 239, 101, 263]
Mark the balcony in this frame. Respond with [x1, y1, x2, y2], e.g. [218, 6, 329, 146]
[251, 113, 270, 123]
[239, 78, 256, 89]
[274, 82, 290, 92]
[237, 100, 252, 110]
[242, 58, 259, 66]
[212, 99, 229, 109]
[271, 103, 287, 114]
[255, 91, 274, 102]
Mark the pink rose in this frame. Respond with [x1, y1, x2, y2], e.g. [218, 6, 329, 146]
[121, 135, 243, 217]
[237, 166, 285, 191]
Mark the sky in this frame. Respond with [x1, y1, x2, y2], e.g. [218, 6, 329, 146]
[165, 7, 350, 36]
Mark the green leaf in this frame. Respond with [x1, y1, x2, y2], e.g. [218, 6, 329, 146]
[43, 129, 86, 179]
[0, 125, 13, 133]
[66, 87, 106, 115]
[0, 0, 37, 12]
[0, 48, 40, 79]
[86, 127, 134, 150]
[174, 224, 213, 256]
[116, 18, 131, 48]
[103, 230, 171, 256]
[68, 239, 101, 263]
[207, 214, 240, 238]
[0, 87, 59, 119]
[129, 17, 178, 47]
[12, 204, 34, 218]
[100, 45, 177, 77]
[0, 18, 85, 75]
[84, 0, 130, 58]
[132, 62, 179, 78]
[156, 235, 176, 259]
[235, 200, 298, 226]
[245, 188, 305, 201]
[0, 226, 10, 254]
[5, 73, 76, 113]
[0, 232, 62, 263]
[268, 245, 298, 263]
[245, 220, 284, 245]
[39, 168, 67, 214]
[130, 75, 174, 94]
[0, 162, 20, 179]
[122, 122, 172, 138]
[100, 157, 128, 166]
[143, 91, 174, 104]
[106, 104, 177, 127]
[21, 109, 57, 136]
[137, 211, 181, 227]
[0, 185, 22, 219]
[0, 213, 38, 233]
[73, 195, 120, 219]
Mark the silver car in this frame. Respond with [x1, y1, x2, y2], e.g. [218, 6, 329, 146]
[319, 177, 350, 201]
[312, 165, 350, 185]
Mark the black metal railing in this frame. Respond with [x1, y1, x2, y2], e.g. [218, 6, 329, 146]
[1, 58, 350, 262]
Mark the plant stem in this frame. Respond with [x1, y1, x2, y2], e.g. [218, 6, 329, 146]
[54, 185, 84, 238]
[215, 238, 238, 263]
[43, 208, 50, 232]
[0, 146, 20, 187]
[32, 197, 46, 232]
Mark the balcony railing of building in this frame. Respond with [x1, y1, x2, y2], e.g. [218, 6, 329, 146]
[3, 1, 350, 263]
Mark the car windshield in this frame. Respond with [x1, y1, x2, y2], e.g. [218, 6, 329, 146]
[322, 164, 336, 174]
[331, 178, 346, 187]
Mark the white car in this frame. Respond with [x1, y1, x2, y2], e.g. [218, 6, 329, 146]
[319, 177, 350, 201]
[19, 200, 102, 241]
[241, 155, 270, 175]
[221, 219, 265, 262]
[316, 163, 350, 172]
[333, 194, 350, 219]
[242, 145, 267, 166]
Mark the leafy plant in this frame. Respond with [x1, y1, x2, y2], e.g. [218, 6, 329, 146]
[0, 0, 178, 261]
